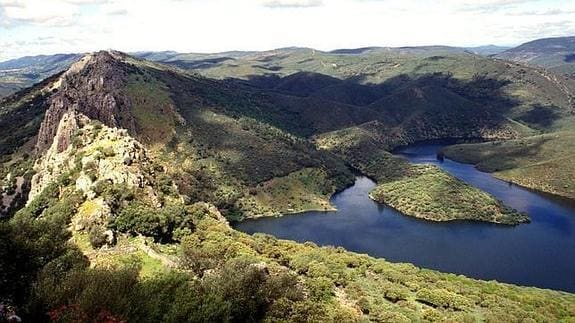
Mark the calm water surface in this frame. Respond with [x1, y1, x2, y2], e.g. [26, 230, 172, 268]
[234, 142, 575, 292]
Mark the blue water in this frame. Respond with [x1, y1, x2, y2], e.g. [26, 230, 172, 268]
[234, 142, 575, 292]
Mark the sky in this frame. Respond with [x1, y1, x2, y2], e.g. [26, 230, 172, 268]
[0, 0, 574, 61]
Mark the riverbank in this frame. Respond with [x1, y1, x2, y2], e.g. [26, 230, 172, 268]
[315, 133, 527, 224]
[441, 133, 575, 201]
[235, 142, 575, 292]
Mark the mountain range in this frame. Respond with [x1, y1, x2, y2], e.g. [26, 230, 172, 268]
[0, 43, 513, 98]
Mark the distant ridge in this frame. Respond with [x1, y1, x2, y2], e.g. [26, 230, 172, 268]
[496, 36, 575, 76]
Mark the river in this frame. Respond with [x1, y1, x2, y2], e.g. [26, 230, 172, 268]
[234, 141, 575, 292]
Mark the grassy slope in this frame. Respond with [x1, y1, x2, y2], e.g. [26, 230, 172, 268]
[124, 73, 178, 145]
[119, 59, 355, 219]
[238, 167, 337, 217]
[443, 132, 575, 200]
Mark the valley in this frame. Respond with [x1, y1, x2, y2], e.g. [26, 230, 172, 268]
[236, 141, 575, 292]
[1, 38, 575, 321]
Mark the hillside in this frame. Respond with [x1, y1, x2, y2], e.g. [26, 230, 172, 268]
[179, 45, 575, 203]
[2, 48, 575, 223]
[0, 53, 82, 98]
[442, 132, 575, 200]
[0, 51, 573, 321]
[497, 36, 575, 77]
[1, 51, 359, 221]
[154, 46, 575, 133]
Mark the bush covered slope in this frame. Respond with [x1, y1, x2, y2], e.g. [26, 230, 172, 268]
[443, 132, 575, 200]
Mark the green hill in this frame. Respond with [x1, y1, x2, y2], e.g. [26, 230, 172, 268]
[496, 36, 575, 77]
[442, 132, 575, 200]
[0, 53, 81, 98]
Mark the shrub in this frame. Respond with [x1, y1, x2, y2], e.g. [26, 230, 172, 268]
[89, 226, 108, 249]
[93, 182, 134, 209]
[305, 277, 334, 302]
[110, 200, 193, 242]
[416, 288, 471, 310]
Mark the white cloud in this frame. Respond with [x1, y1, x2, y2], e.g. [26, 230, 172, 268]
[0, 0, 574, 61]
[62, 0, 110, 4]
[507, 8, 575, 16]
[0, 0, 80, 26]
[262, 0, 323, 8]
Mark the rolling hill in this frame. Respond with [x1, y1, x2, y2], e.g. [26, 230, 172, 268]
[3, 48, 575, 221]
[497, 36, 575, 77]
[0, 53, 82, 98]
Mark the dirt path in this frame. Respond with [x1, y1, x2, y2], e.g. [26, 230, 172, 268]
[137, 236, 178, 268]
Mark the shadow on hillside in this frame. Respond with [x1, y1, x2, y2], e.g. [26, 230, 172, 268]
[516, 104, 560, 129]
[245, 71, 565, 131]
[242, 71, 520, 109]
[168, 57, 234, 70]
[151, 63, 565, 182]
[239, 71, 541, 127]
[154, 61, 566, 143]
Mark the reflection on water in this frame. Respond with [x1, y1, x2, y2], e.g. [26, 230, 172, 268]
[234, 141, 575, 292]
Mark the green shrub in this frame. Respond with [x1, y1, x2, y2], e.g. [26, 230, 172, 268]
[89, 226, 108, 249]
[111, 200, 193, 242]
[416, 288, 472, 310]
[305, 277, 334, 302]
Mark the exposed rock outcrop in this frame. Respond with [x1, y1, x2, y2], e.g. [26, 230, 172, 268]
[35, 51, 137, 154]
[29, 111, 154, 203]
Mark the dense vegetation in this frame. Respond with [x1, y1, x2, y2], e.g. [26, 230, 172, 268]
[2, 175, 574, 322]
[370, 164, 529, 224]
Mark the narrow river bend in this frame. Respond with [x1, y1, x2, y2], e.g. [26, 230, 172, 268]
[234, 142, 575, 292]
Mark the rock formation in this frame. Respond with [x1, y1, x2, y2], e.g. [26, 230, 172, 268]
[35, 51, 137, 154]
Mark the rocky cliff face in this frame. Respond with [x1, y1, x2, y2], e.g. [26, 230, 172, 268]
[29, 111, 154, 203]
[35, 51, 137, 154]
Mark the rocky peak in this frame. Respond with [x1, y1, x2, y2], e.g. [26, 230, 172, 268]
[35, 50, 137, 154]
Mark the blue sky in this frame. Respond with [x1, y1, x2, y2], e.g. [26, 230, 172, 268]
[0, 0, 574, 61]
